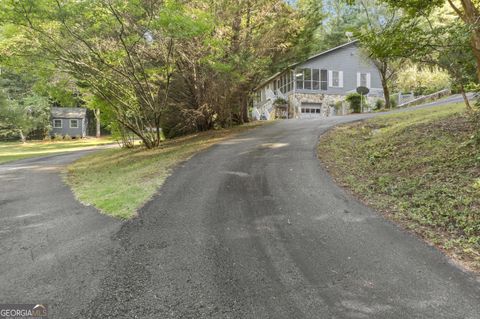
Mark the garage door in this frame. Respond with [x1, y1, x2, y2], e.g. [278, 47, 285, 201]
[300, 103, 322, 119]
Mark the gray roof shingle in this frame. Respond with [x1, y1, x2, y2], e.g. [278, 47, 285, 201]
[51, 107, 87, 119]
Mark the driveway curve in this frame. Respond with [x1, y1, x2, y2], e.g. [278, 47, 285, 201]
[82, 99, 479, 318]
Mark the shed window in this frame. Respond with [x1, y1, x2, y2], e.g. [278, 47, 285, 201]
[53, 119, 62, 128]
[70, 119, 79, 128]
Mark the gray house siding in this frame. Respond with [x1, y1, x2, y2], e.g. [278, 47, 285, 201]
[253, 41, 384, 119]
[51, 118, 86, 137]
[294, 43, 382, 95]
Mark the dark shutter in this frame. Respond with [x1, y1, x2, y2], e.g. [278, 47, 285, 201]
[320, 69, 328, 90]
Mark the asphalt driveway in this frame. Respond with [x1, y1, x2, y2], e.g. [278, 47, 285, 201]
[0, 151, 121, 317]
[83, 100, 479, 318]
[1, 96, 479, 318]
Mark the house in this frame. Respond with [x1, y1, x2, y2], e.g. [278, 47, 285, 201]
[252, 40, 384, 119]
[50, 107, 88, 138]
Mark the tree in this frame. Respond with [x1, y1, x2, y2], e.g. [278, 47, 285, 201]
[350, 0, 405, 109]
[380, 0, 480, 82]
[2, 0, 213, 148]
[0, 20, 101, 137]
[1, 0, 318, 144]
[0, 91, 50, 142]
[415, 21, 477, 110]
[0, 67, 52, 141]
[313, 0, 364, 52]
[163, 0, 321, 135]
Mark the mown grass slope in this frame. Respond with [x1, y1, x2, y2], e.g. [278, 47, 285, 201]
[318, 103, 480, 272]
[0, 137, 113, 164]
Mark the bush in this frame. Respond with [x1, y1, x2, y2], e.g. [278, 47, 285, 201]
[53, 133, 62, 140]
[74, 135, 82, 140]
[346, 93, 366, 113]
[64, 134, 72, 140]
[390, 98, 398, 108]
[273, 98, 287, 106]
[375, 99, 385, 110]
[396, 65, 451, 95]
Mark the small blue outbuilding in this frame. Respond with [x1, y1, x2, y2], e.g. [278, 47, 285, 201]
[50, 107, 88, 138]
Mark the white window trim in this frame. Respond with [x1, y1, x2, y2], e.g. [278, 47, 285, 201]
[70, 119, 79, 128]
[357, 72, 371, 88]
[329, 70, 343, 88]
[53, 119, 62, 128]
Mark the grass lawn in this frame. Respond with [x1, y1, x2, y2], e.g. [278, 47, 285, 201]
[0, 137, 114, 164]
[318, 102, 480, 272]
[67, 122, 268, 219]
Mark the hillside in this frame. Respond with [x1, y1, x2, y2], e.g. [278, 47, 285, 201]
[318, 103, 480, 272]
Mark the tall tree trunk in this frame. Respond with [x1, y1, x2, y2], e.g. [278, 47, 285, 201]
[19, 130, 26, 143]
[459, 82, 473, 112]
[378, 61, 391, 109]
[383, 82, 391, 109]
[95, 108, 101, 138]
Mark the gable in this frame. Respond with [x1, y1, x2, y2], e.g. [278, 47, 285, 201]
[296, 42, 375, 73]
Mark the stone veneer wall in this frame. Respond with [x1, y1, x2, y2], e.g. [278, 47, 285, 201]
[288, 93, 347, 118]
[287, 92, 385, 117]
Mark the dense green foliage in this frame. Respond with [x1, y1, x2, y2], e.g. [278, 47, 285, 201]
[345, 92, 366, 113]
[373, 0, 480, 92]
[0, 0, 479, 145]
[396, 65, 451, 96]
[0, 0, 321, 147]
[0, 69, 51, 141]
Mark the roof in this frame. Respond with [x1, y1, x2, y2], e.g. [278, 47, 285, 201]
[51, 107, 87, 119]
[255, 40, 359, 90]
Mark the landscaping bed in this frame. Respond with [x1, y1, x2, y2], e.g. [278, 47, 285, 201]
[318, 103, 480, 272]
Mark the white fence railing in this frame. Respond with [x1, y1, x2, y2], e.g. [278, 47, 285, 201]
[398, 92, 415, 105]
[398, 89, 451, 108]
